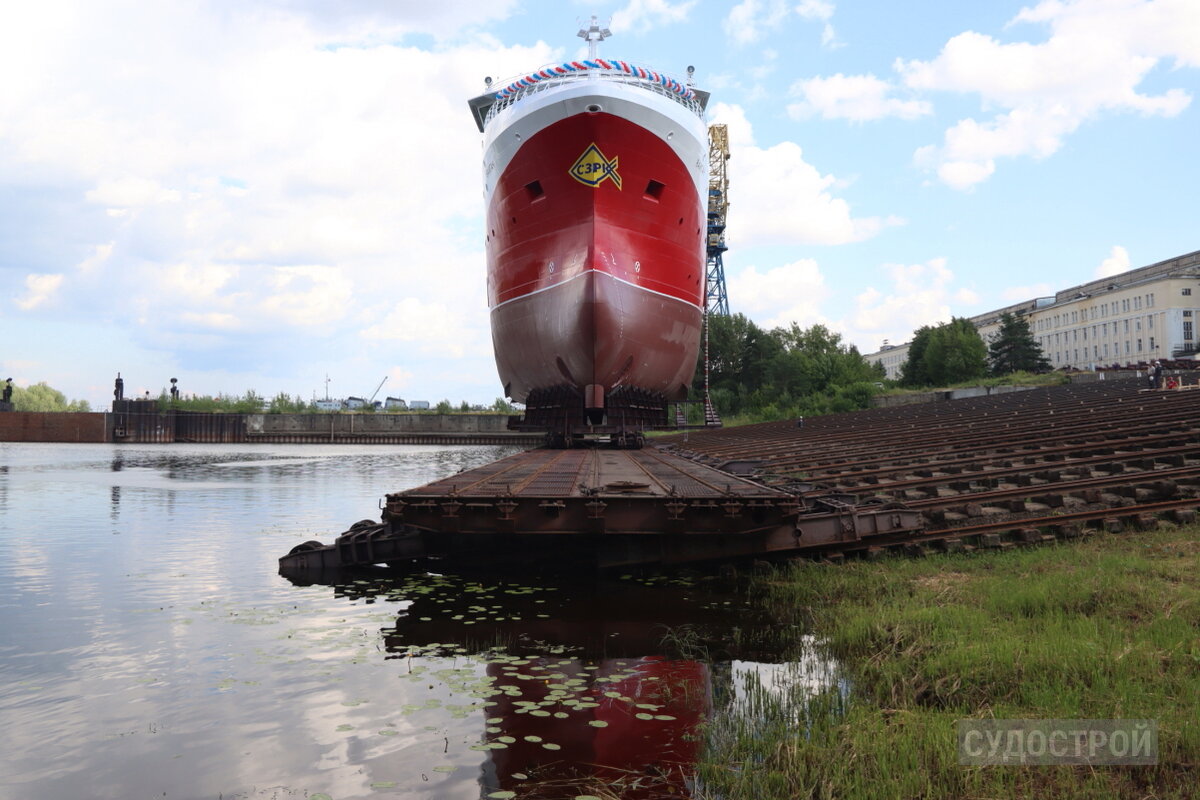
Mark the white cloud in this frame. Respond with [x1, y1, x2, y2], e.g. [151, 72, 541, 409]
[16, 274, 65, 310]
[899, 0, 1197, 189]
[795, 0, 834, 21]
[788, 74, 932, 121]
[359, 297, 476, 358]
[955, 287, 981, 305]
[76, 242, 114, 274]
[259, 266, 354, 327]
[710, 102, 894, 246]
[0, 1, 550, 394]
[384, 366, 416, 393]
[845, 258, 970, 348]
[730, 260, 830, 329]
[794, 0, 841, 47]
[158, 263, 239, 299]
[1096, 245, 1131, 278]
[611, 0, 698, 34]
[180, 311, 241, 330]
[85, 177, 181, 209]
[819, 23, 841, 48]
[250, 0, 522, 40]
[725, 0, 792, 45]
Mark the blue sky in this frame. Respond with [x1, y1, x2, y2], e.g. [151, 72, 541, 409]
[2, 0, 1197, 408]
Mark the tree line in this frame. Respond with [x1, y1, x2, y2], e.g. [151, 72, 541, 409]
[696, 314, 885, 421]
[4, 382, 92, 412]
[898, 312, 1050, 387]
[694, 310, 1053, 423]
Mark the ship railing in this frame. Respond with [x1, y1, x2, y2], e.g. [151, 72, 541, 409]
[485, 70, 704, 126]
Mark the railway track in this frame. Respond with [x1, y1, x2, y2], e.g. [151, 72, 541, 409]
[658, 377, 1200, 561]
[801, 497, 1200, 561]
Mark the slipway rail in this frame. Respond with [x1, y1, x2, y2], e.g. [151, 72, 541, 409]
[280, 377, 1200, 572]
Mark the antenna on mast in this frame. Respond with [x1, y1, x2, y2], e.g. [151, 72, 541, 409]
[577, 15, 611, 59]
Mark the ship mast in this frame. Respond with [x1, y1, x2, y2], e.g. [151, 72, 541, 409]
[577, 16, 611, 58]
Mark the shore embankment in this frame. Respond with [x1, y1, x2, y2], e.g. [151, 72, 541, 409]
[697, 523, 1200, 799]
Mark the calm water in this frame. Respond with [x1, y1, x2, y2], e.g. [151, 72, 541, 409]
[0, 443, 834, 800]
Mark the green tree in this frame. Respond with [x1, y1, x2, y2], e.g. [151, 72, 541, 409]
[988, 312, 1052, 375]
[923, 318, 988, 385]
[267, 392, 315, 414]
[900, 320, 988, 387]
[11, 382, 91, 412]
[490, 397, 517, 413]
[698, 312, 783, 404]
[899, 325, 935, 387]
[770, 323, 883, 396]
[435, 399, 453, 414]
[694, 315, 882, 419]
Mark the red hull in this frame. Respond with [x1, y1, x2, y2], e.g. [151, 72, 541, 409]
[491, 270, 702, 403]
[486, 111, 705, 404]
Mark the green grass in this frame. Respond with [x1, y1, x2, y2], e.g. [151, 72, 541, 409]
[697, 525, 1200, 799]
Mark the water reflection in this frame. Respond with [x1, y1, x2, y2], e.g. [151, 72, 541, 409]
[1, 443, 838, 800]
[293, 570, 840, 798]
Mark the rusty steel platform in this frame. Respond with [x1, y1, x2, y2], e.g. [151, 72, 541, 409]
[279, 446, 924, 571]
[388, 447, 797, 535]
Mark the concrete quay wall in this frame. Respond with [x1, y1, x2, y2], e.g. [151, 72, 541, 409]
[246, 413, 515, 436]
[872, 384, 1039, 408]
[1, 411, 537, 445]
[243, 412, 535, 444]
[0, 412, 108, 442]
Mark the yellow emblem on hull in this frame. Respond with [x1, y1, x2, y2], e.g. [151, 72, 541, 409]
[569, 143, 621, 190]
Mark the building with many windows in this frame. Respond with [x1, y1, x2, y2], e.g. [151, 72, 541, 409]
[865, 249, 1200, 379]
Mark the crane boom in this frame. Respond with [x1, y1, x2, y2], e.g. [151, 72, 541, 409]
[368, 376, 387, 404]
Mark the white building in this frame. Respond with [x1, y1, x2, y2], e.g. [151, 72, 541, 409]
[864, 249, 1200, 377]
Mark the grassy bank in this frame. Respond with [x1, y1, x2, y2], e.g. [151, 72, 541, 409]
[698, 525, 1200, 799]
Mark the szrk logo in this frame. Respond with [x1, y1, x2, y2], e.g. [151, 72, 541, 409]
[569, 143, 622, 189]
